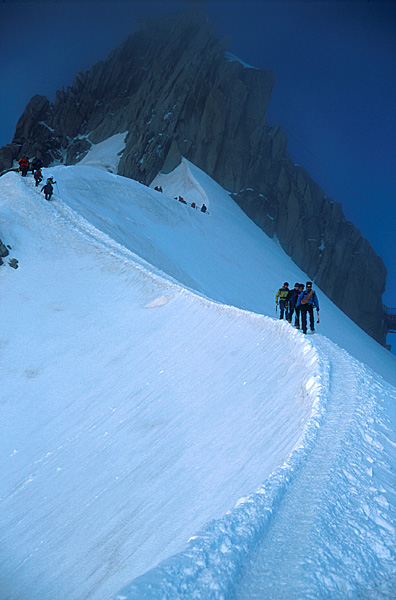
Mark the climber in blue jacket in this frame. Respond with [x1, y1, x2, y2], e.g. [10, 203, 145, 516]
[297, 281, 319, 334]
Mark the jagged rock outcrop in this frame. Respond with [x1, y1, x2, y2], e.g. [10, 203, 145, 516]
[0, 239, 9, 259]
[0, 11, 388, 344]
[0, 239, 11, 267]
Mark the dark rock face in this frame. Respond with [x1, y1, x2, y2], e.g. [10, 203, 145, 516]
[0, 239, 9, 258]
[0, 12, 388, 344]
[8, 258, 19, 269]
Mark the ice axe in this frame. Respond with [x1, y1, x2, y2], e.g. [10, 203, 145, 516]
[317, 311, 320, 324]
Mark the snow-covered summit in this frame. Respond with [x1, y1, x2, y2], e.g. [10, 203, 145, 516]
[224, 51, 258, 69]
[0, 156, 395, 600]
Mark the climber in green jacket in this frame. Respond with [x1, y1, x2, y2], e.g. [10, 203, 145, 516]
[275, 282, 290, 320]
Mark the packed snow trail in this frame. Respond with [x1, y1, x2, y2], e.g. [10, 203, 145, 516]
[234, 336, 396, 599]
[0, 170, 320, 600]
[17, 161, 396, 386]
[1, 162, 395, 600]
[115, 337, 396, 600]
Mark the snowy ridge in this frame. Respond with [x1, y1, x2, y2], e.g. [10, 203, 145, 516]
[235, 342, 396, 599]
[72, 132, 127, 173]
[1, 157, 395, 600]
[151, 158, 209, 209]
[0, 168, 321, 599]
[117, 339, 396, 600]
[115, 338, 329, 599]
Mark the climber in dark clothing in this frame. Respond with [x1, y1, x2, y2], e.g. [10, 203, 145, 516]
[41, 179, 55, 201]
[31, 158, 43, 173]
[293, 283, 304, 329]
[34, 168, 43, 187]
[287, 283, 301, 324]
[297, 281, 320, 334]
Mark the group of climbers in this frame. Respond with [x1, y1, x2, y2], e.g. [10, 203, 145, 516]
[17, 157, 322, 336]
[19, 156, 43, 187]
[176, 196, 207, 212]
[18, 157, 56, 200]
[20, 159, 208, 211]
[175, 195, 207, 212]
[275, 281, 320, 334]
[18, 157, 43, 177]
[154, 186, 208, 213]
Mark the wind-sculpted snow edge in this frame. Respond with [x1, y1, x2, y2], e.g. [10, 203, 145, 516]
[3, 165, 395, 599]
[113, 330, 330, 600]
[46, 171, 330, 599]
[40, 166, 332, 600]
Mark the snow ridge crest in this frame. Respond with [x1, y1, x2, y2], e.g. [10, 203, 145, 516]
[114, 330, 328, 600]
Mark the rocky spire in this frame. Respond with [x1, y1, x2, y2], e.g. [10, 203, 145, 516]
[0, 11, 388, 344]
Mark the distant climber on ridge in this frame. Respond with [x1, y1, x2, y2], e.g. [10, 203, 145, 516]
[18, 157, 29, 177]
[41, 177, 56, 201]
[31, 158, 43, 173]
[34, 168, 43, 187]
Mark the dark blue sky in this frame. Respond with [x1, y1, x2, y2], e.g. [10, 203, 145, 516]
[1, 0, 395, 346]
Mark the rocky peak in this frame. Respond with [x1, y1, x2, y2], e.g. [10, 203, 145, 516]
[0, 11, 388, 344]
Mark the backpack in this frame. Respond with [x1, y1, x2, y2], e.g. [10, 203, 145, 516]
[301, 289, 314, 305]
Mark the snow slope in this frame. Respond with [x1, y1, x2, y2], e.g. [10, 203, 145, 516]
[77, 132, 128, 173]
[0, 153, 395, 600]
